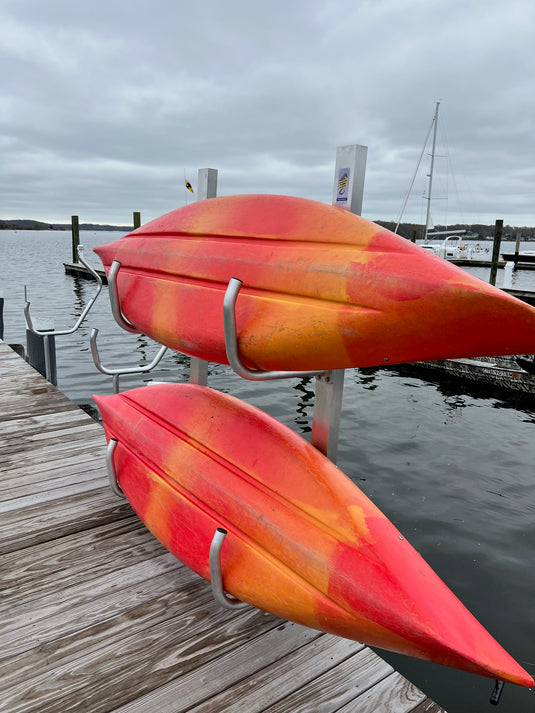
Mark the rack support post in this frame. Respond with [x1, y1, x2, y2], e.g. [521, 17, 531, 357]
[311, 144, 367, 462]
[189, 168, 218, 387]
[26, 317, 57, 385]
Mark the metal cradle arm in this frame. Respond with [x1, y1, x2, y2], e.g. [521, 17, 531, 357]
[209, 528, 248, 610]
[90, 327, 168, 393]
[223, 278, 326, 381]
[24, 246, 103, 337]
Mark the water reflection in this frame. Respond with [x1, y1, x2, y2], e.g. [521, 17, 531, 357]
[291, 376, 315, 433]
[391, 364, 535, 417]
[352, 366, 381, 390]
[71, 276, 87, 317]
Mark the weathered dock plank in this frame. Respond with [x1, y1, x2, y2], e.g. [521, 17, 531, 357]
[0, 340, 446, 713]
[187, 643, 384, 713]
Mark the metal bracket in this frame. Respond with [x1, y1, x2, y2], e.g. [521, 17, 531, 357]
[108, 260, 139, 333]
[90, 327, 168, 393]
[25, 246, 103, 336]
[209, 528, 248, 610]
[106, 438, 125, 498]
[223, 278, 326, 381]
[490, 680, 504, 706]
[24, 246, 103, 382]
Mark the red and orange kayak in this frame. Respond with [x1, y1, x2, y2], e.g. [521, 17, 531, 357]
[94, 195, 535, 372]
[94, 383, 533, 687]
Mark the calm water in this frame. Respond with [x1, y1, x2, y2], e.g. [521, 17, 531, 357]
[1, 230, 534, 713]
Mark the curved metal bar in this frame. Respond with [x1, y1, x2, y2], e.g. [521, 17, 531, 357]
[209, 528, 248, 610]
[25, 246, 103, 336]
[105, 438, 124, 498]
[108, 260, 139, 333]
[223, 278, 326, 381]
[90, 328, 168, 393]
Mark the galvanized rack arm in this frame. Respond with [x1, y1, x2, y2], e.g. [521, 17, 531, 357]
[209, 528, 248, 610]
[90, 327, 168, 393]
[108, 260, 139, 333]
[106, 438, 124, 498]
[223, 278, 326, 381]
[24, 246, 103, 382]
[24, 246, 103, 337]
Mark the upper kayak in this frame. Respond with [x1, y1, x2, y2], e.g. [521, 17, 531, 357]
[94, 195, 535, 371]
[94, 383, 533, 688]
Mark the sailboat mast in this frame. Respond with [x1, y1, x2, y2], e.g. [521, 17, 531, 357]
[424, 101, 440, 242]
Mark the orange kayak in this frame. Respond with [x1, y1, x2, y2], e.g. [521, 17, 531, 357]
[94, 383, 533, 687]
[94, 195, 535, 372]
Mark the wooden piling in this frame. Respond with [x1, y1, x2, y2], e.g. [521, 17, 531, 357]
[489, 219, 503, 286]
[71, 215, 80, 264]
[133, 211, 141, 229]
[0, 289, 4, 341]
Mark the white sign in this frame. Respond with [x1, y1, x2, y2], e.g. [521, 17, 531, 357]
[336, 168, 350, 203]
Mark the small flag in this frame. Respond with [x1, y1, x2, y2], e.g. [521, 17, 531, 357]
[185, 180, 194, 194]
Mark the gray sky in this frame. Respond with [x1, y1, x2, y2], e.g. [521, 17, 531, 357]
[1, 0, 534, 226]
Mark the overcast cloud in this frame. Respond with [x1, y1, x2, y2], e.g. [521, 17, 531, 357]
[1, 0, 534, 226]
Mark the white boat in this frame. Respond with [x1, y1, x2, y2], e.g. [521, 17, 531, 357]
[420, 235, 468, 259]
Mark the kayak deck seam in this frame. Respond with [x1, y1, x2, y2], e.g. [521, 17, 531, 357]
[113, 435, 378, 628]
[113, 264, 382, 312]
[119, 391, 366, 547]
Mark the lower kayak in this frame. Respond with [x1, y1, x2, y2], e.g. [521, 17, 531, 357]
[94, 383, 533, 687]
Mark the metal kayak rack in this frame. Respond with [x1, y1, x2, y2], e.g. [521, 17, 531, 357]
[223, 277, 326, 382]
[104, 259, 344, 461]
[90, 327, 168, 394]
[24, 246, 103, 383]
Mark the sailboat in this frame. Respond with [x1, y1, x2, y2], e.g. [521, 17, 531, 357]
[395, 101, 471, 258]
[394, 102, 535, 391]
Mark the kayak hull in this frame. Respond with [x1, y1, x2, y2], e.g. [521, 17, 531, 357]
[94, 195, 535, 371]
[94, 383, 533, 687]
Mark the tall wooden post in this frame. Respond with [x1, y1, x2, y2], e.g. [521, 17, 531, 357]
[71, 215, 80, 264]
[133, 211, 141, 229]
[0, 289, 4, 341]
[189, 168, 218, 386]
[489, 219, 503, 286]
[311, 144, 368, 462]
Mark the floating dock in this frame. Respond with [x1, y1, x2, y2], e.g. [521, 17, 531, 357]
[63, 261, 108, 284]
[0, 340, 446, 713]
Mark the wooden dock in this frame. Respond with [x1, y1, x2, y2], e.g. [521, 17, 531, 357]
[0, 340, 446, 713]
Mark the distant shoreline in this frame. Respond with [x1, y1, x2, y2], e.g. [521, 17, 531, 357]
[0, 219, 130, 232]
[1, 217, 534, 240]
